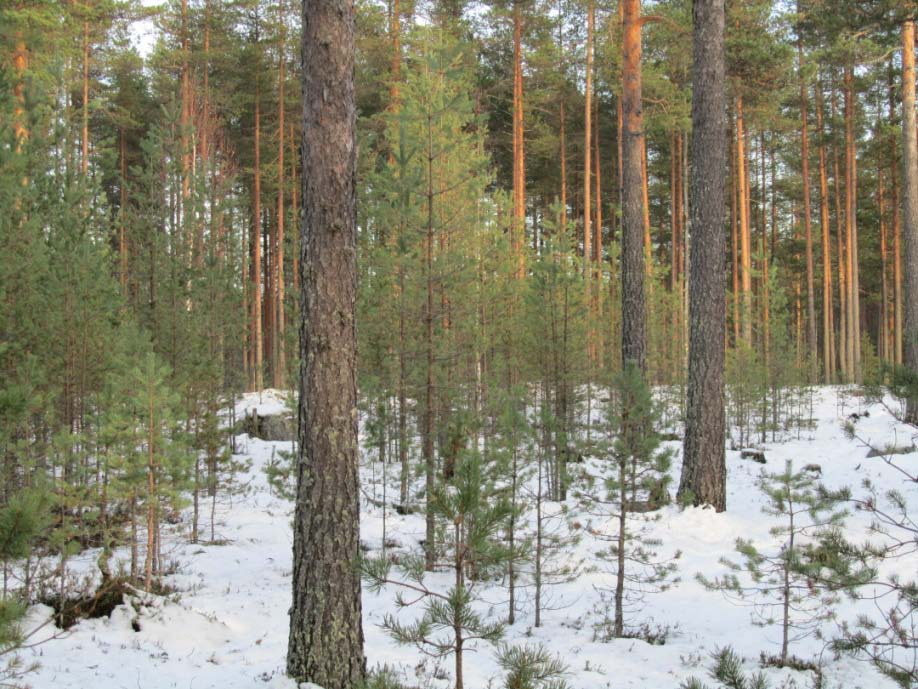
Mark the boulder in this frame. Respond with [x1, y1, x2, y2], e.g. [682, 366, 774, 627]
[242, 410, 296, 441]
[740, 449, 766, 464]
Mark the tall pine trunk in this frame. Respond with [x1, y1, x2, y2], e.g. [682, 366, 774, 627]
[843, 66, 861, 382]
[798, 33, 817, 379]
[584, 0, 593, 271]
[252, 81, 264, 392]
[81, 18, 90, 176]
[889, 65, 904, 366]
[679, 0, 726, 512]
[621, 0, 646, 371]
[815, 84, 835, 381]
[901, 19, 918, 423]
[736, 95, 752, 346]
[287, 0, 366, 683]
[274, 0, 288, 389]
[512, 0, 526, 278]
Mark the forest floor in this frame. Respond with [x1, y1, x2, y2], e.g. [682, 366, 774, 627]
[17, 387, 917, 689]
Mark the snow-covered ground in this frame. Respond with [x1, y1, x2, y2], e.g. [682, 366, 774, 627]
[17, 387, 918, 689]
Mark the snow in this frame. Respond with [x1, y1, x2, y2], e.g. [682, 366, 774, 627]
[233, 388, 294, 419]
[16, 387, 917, 689]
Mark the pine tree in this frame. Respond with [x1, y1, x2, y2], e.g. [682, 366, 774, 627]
[584, 363, 679, 639]
[363, 452, 511, 689]
[287, 0, 366, 682]
[679, 0, 728, 512]
[700, 460, 848, 665]
[0, 488, 49, 685]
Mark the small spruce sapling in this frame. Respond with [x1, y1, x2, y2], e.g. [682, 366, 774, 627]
[699, 459, 847, 665]
[362, 452, 510, 689]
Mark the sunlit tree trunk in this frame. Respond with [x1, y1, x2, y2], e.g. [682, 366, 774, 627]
[274, 0, 288, 388]
[252, 71, 264, 392]
[512, 0, 526, 278]
[621, 0, 646, 371]
[736, 95, 752, 346]
[12, 36, 28, 150]
[831, 86, 848, 379]
[584, 0, 593, 271]
[730, 116, 739, 345]
[798, 32, 816, 379]
[843, 66, 861, 382]
[815, 83, 835, 381]
[901, 19, 918, 422]
[81, 16, 90, 176]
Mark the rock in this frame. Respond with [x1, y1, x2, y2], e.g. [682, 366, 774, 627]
[803, 463, 822, 475]
[242, 410, 295, 441]
[740, 449, 766, 464]
[866, 444, 915, 459]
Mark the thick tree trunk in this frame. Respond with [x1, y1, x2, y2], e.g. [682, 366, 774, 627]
[287, 0, 366, 683]
[620, 0, 646, 371]
[679, 0, 726, 512]
[901, 20, 918, 423]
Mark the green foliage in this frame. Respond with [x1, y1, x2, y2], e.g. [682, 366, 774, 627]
[496, 642, 570, 689]
[813, 422, 917, 688]
[0, 488, 49, 687]
[699, 460, 848, 663]
[0, 489, 49, 563]
[584, 363, 680, 639]
[358, 666, 409, 689]
[680, 647, 770, 689]
[362, 452, 511, 686]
